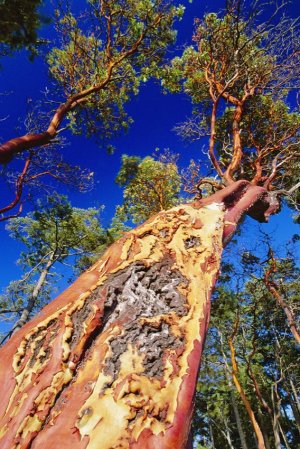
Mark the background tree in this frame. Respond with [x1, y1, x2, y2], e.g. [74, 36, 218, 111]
[115, 151, 181, 223]
[163, 0, 300, 199]
[0, 0, 47, 58]
[0, 194, 109, 342]
[192, 238, 300, 449]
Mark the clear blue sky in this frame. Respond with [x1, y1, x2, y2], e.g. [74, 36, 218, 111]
[0, 0, 299, 297]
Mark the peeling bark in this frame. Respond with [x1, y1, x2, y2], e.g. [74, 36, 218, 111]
[0, 181, 279, 449]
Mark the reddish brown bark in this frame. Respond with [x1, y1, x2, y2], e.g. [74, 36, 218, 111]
[0, 181, 278, 449]
[0, 155, 32, 221]
[224, 103, 244, 182]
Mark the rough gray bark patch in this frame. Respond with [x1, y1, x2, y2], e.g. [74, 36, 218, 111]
[184, 236, 201, 249]
[69, 257, 189, 380]
[102, 257, 188, 379]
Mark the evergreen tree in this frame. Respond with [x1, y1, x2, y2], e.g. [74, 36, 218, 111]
[0, 194, 109, 341]
[0, 0, 47, 58]
[115, 152, 181, 223]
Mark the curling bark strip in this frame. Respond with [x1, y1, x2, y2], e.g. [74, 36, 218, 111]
[0, 181, 278, 449]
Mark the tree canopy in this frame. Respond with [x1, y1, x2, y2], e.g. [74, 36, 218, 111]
[0, 0, 185, 221]
[115, 152, 181, 222]
[163, 1, 300, 200]
[0, 0, 47, 58]
[0, 195, 110, 341]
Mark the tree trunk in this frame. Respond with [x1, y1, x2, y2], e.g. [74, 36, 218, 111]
[0, 181, 278, 449]
[220, 331, 249, 449]
[278, 421, 292, 449]
[289, 377, 300, 421]
[258, 419, 271, 449]
[12, 253, 56, 334]
[264, 262, 300, 345]
[290, 398, 300, 434]
[228, 337, 267, 449]
[272, 415, 281, 449]
[271, 387, 282, 449]
[230, 390, 249, 449]
[223, 417, 235, 449]
[209, 421, 216, 449]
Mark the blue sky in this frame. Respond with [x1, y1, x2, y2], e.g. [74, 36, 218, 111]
[0, 0, 299, 298]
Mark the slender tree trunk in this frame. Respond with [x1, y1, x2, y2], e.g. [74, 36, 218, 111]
[224, 103, 243, 182]
[246, 354, 283, 449]
[278, 421, 291, 449]
[209, 421, 216, 449]
[228, 337, 267, 449]
[219, 330, 249, 449]
[289, 377, 300, 419]
[223, 417, 235, 449]
[12, 253, 56, 334]
[271, 387, 282, 449]
[0, 181, 278, 449]
[290, 398, 300, 434]
[272, 415, 281, 449]
[258, 417, 271, 449]
[230, 390, 249, 449]
[264, 269, 300, 345]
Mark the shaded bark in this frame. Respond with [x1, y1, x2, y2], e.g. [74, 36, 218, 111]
[0, 181, 279, 449]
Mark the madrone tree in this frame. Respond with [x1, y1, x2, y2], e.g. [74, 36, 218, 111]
[0, 0, 184, 220]
[0, 1, 299, 449]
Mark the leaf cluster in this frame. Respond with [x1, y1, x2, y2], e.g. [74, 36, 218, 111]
[115, 153, 181, 223]
[0, 0, 48, 59]
[47, 0, 184, 140]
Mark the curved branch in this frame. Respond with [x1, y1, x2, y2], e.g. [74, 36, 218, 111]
[0, 64, 114, 164]
[0, 155, 32, 221]
[208, 100, 225, 179]
[224, 103, 244, 182]
[0, 17, 152, 165]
